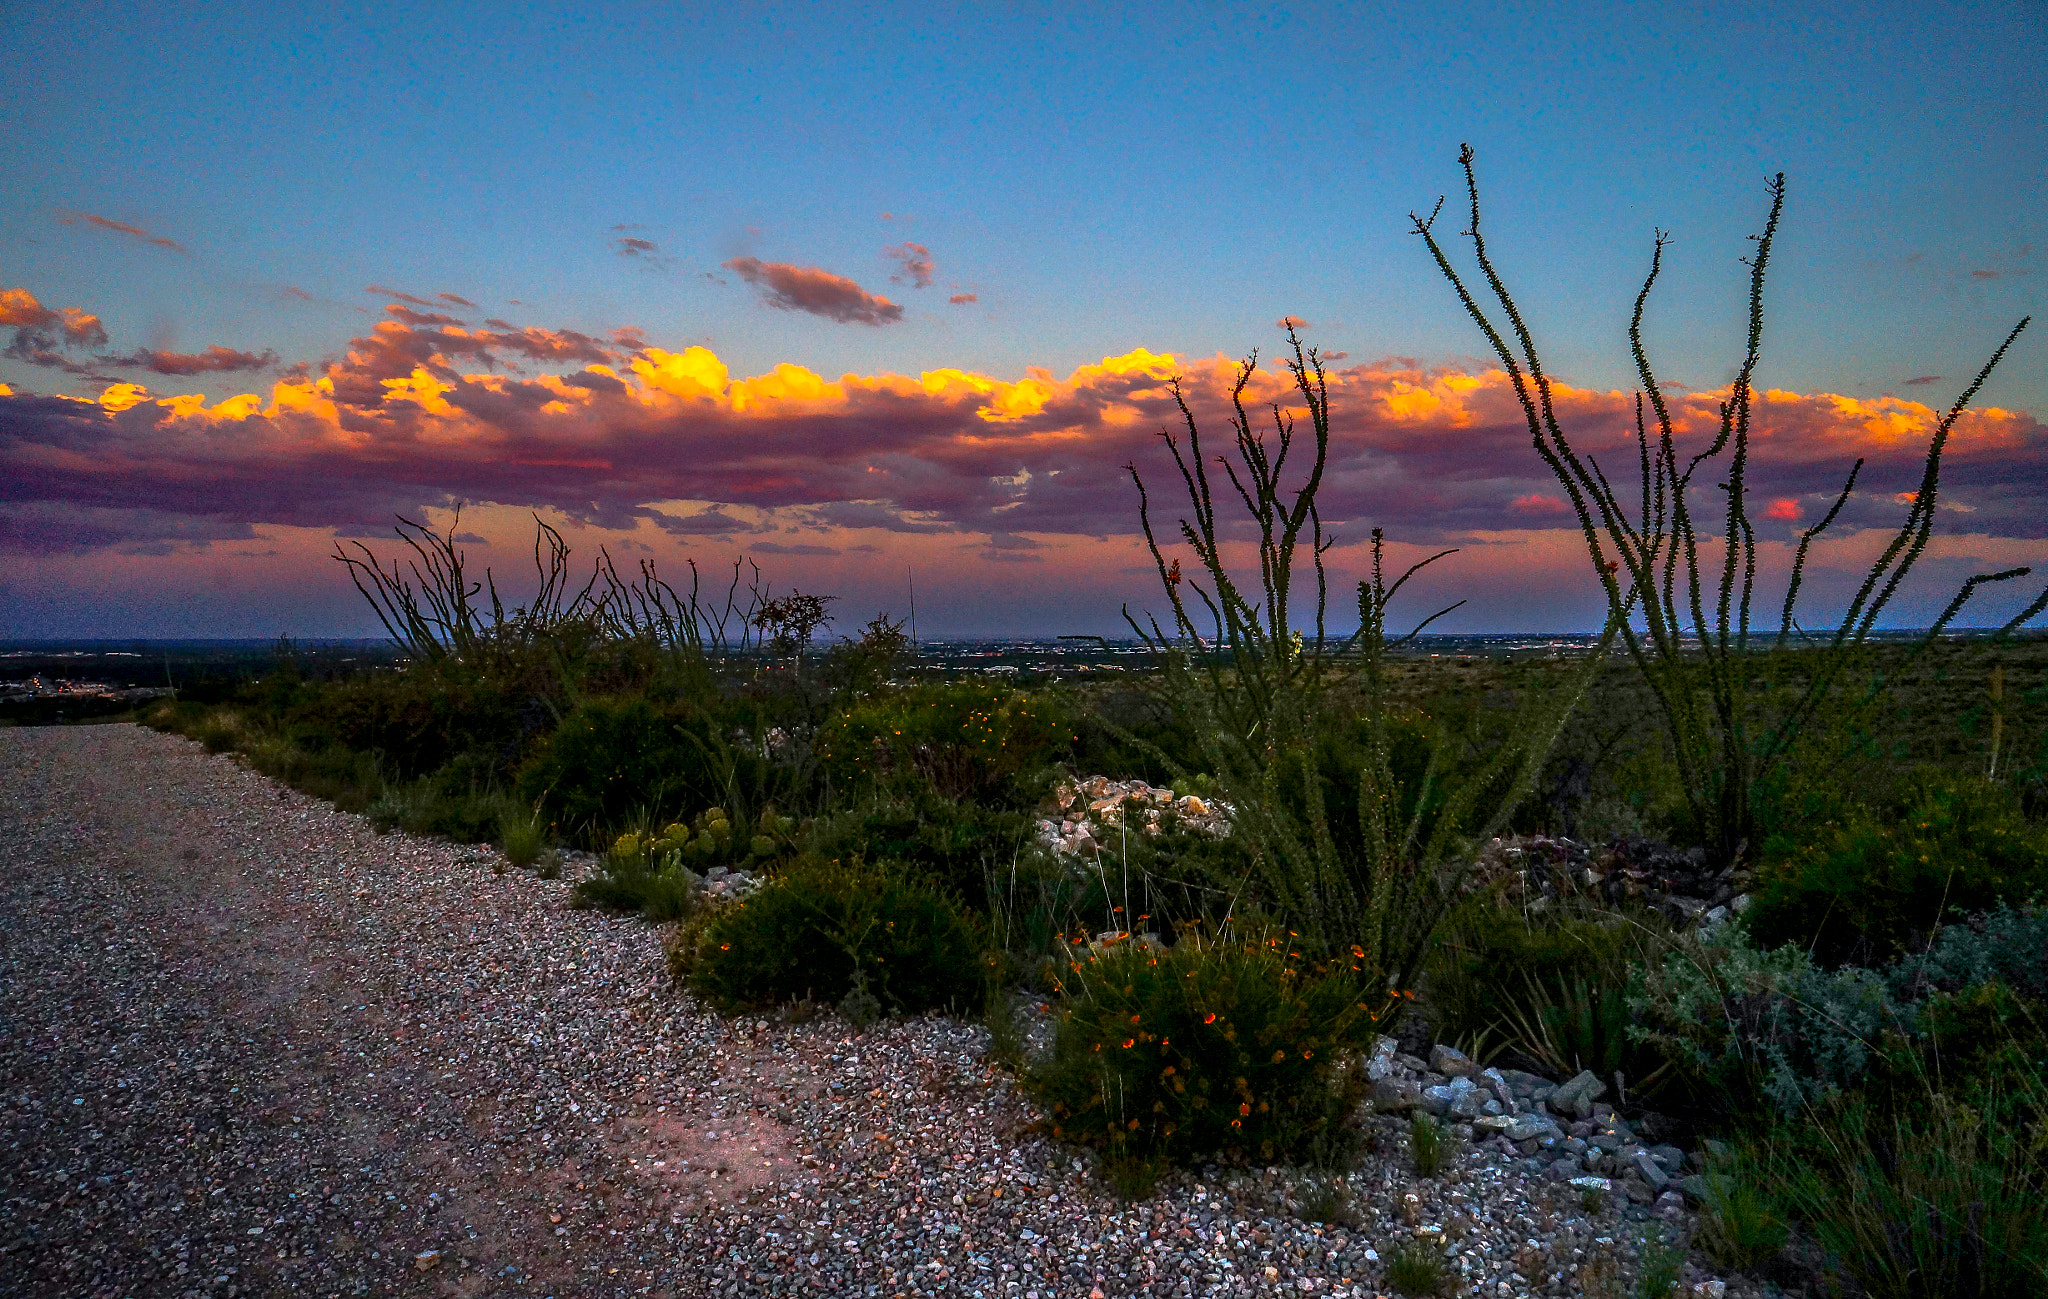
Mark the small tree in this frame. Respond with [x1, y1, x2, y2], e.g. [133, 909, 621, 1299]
[753, 591, 836, 661]
[1412, 145, 2041, 866]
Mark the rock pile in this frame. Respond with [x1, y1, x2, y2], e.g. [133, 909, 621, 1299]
[1466, 833, 1754, 928]
[1034, 774, 1231, 857]
[1363, 1037, 1702, 1217]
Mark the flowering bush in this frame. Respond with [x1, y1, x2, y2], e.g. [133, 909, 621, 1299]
[1029, 928, 1390, 1172]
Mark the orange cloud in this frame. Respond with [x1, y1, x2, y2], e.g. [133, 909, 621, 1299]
[949, 293, 978, 305]
[1764, 498, 1801, 521]
[2, 304, 2040, 572]
[54, 210, 187, 253]
[723, 258, 903, 325]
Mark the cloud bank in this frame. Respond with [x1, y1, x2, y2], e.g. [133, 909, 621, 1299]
[3, 289, 2040, 576]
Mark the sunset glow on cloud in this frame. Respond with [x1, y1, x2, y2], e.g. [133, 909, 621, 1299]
[3, 282, 2040, 637]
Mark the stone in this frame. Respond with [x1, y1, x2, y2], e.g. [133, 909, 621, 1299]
[1504, 1116, 1548, 1143]
[1547, 1158, 1581, 1182]
[1364, 1035, 1400, 1082]
[1418, 1085, 1454, 1117]
[1568, 1176, 1611, 1194]
[415, 1251, 442, 1272]
[1552, 1069, 1606, 1118]
[1654, 1191, 1688, 1222]
[1478, 1067, 1517, 1111]
[1473, 1114, 1514, 1133]
[1372, 1077, 1421, 1113]
[1429, 1044, 1479, 1078]
[1632, 1150, 1671, 1190]
[1676, 1174, 1712, 1208]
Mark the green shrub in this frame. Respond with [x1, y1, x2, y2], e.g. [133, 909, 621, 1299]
[516, 696, 746, 840]
[816, 682, 1068, 804]
[1748, 770, 2048, 967]
[1029, 930, 1380, 1171]
[806, 796, 1038, 914]
[681, 856, 993, 1014]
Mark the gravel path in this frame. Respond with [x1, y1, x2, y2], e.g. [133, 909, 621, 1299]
[2, 724, 1738, 1298]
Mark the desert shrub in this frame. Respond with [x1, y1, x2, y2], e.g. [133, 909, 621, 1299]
[516, 696, 748, 840]
[196, 712, 242, 753]
[1029, 930, 1381, 1172]
[1748, 1070, 2048, 1299]
[316, 666, 534, 782]
[1424, 900, 1665, 1081]
[681, 856, 993, 1014]
[242, 735, 383, 814]
[1890, 902, 2048, 1002]
[368, 779, 519, 843]
[815, 682, 1068, 805]
[805, 796, 1039, 912]
[1630, 924, 1909, 1117]
[1631, 912, 2047, 1120]
[1747, 769, 2048, 967]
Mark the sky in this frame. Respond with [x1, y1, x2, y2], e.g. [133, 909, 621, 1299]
[2, 0, 2043, 639]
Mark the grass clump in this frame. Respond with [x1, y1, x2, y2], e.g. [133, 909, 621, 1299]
[1385, 1241, 1446, 1296]
[499, 806, 550, 868]
[1029, 929, 1383, 1177]
[678, 856, 993, 1015]
[1408, 1112, 1454, 1178]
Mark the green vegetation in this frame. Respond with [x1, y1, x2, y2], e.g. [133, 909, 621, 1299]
[98, 152, 2048, 1295]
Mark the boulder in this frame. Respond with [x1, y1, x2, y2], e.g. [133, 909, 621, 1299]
[1428, 1043, 1479, 1078]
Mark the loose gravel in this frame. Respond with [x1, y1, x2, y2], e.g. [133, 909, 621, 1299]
[2, 724, 1748, 1297]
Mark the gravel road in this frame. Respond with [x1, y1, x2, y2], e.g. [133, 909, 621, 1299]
[2, 724, 1735, 1299]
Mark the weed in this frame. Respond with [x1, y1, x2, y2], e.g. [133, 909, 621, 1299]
[1409, 1113, 1454, 1178]
[1386, 1240, 1445, 1296]
[1634, 1226, 1685, 1299]
[1695, 1167, 1789, 1272]
[500, 806, 550, 868]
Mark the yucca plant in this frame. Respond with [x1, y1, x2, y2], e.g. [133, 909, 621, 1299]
[1413, 145, 2040, 867]
[1123, 325, 1617, 979]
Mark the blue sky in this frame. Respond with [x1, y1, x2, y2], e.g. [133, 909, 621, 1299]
[1, 1, 2042, 637]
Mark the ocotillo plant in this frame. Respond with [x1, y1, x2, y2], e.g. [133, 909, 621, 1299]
[1412, 145, 2041, 867]
[1123, 326, 1614, 984]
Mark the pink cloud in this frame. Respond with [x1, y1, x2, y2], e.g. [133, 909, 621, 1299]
[886, 243, 935, 289]
[55, 210, 187, 253]
[723, 258, 903, 325]
[1763, 498, 1801, 521]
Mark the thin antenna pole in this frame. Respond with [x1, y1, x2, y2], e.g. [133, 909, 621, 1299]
[907, 566, 918, 648]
